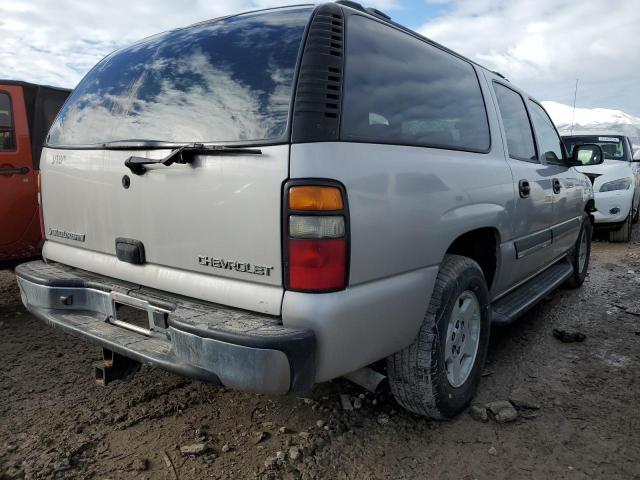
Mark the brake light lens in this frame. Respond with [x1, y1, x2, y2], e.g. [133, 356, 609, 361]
[36, 172, 45, 238]
[289, 239, 346, 291]
[286, 184, 348, 292]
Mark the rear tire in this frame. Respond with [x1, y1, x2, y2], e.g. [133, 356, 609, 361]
[386, 255, 490, 419]
[609, 212, 632, 243]
[565, 216, 592, 288]
[632, 204, 639, 224]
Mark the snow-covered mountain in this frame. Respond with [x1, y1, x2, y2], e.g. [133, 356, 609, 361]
[542, 101, 640, 147]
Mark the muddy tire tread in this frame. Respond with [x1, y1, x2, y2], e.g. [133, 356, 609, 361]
[609, 213, 632, 243]
[386, 255, 484, 419]
[565, 216, 592, 289]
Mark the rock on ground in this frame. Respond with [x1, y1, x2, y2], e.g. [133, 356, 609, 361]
[485, 401, 518, 423]
[509, 387, 541, 410]
[180, 443, 209, 456]
[469, 405, 489, 422]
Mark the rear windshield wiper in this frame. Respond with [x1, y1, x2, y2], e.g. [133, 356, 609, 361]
[122, 143, 263, 175]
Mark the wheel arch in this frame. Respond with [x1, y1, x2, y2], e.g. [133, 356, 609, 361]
[445, 227, 501, 291]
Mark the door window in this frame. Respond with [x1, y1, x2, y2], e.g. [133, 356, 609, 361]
[493, 83, 536, 162]
[0, 92, 15, 151]
[527, 100, 565, 165]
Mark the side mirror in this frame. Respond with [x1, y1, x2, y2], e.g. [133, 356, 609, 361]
[569, 143, 604, 166]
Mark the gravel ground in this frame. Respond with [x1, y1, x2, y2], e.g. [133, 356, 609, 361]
[1, 229, 639, 480]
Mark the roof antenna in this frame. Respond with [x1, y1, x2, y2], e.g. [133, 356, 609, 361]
[570, 78, 579, 135]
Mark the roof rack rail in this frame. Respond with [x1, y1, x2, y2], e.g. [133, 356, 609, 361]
[492, 70, 509, 81]
[366, 7, 391, 20]
[334, 0, 365, 11]
[337, 0, 503, 76]
[334, 1, 391, 21]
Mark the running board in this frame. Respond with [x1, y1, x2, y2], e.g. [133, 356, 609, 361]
[491, 258, 572, 325]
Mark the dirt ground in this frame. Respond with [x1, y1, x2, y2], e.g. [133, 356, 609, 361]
[1, 230, 639, 480]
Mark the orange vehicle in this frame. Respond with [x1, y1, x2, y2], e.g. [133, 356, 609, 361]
[0, 80, 70, 263]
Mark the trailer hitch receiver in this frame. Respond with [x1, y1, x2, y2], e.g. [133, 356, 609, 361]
[94, 348, 141, 386]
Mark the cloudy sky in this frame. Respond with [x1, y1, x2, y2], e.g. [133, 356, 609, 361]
[1, 0, 638, 115]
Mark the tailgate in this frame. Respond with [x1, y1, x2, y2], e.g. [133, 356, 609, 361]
[40, 146, 287, 314]
[36, 7, 316, 315]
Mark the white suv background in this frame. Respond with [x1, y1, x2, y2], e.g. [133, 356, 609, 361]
[563, 132, 640, 242]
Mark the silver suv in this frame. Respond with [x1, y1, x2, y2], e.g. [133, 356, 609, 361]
[16, 2, 603, 419]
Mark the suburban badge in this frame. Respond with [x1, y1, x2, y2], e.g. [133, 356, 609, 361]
[48, 228, 86, 242]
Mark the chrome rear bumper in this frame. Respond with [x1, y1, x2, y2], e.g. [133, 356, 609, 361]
[16, 260, 315, 394]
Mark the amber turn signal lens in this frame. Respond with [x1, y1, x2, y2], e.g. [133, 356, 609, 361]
[289, 186, 343, 211]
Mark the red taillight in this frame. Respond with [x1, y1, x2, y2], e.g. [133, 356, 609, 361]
[285, 183, 348, 293]
[288, 239, 346, 291]
[36, 172, 45, 238]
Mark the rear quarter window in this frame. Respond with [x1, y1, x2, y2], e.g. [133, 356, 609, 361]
[0, 92, 15, 151]
[341, 15, 490, 153]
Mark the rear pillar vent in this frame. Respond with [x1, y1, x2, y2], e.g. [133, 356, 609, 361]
[291, 4, 345, 142]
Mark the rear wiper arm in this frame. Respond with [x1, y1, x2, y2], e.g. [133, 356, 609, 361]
[124, 143, 263, 175]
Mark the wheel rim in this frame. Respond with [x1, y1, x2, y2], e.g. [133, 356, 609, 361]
[578, 229, 588, 272]
[444, 290, 481, 388]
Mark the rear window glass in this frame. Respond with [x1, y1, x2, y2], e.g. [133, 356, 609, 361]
[0, 92, 15, 151]
[31, 87, 71, 168]
[0, 92, 12, 128]
[341, 16, 490, 152]
[47, 7, 313, 147]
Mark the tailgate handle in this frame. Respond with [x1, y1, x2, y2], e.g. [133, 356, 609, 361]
[115, 238, 146, 265]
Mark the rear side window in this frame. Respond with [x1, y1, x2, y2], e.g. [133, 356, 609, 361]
[493, 83, 536, 162]
[0, 92, 15, 151]
[527, 100, 564, 164]
[341, 16, 490, 152]
[30, 87, 70, 168]
[47, 7, 313, 147]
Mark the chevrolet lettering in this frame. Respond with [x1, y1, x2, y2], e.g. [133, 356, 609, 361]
[198, 256, 274, 276]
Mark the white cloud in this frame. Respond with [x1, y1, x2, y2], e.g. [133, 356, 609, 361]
[417, 0, 640, 116]
[1, 0, 637, 117]
[0, 0, 304, 88]
[0, 0, 401, 89]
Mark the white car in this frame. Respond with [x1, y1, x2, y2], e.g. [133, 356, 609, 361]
[563, 132, 640, 242]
